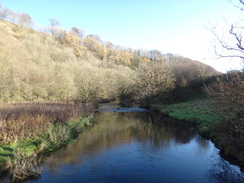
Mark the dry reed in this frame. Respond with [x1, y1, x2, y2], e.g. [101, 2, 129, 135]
[0, 100, 93, 144]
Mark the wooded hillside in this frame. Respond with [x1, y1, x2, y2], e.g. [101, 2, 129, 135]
[0, 5, 219, 105]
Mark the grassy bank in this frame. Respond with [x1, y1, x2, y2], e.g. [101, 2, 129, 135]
[155, 98, 244, 170]
[0, 116, 93, 167]
[156, 98, 225, 137]
[0, 101, 94, 181]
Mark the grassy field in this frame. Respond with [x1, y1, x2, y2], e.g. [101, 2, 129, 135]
[158, 98, 225, 137]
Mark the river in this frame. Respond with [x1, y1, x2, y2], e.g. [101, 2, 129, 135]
[25, 103, 243, 183]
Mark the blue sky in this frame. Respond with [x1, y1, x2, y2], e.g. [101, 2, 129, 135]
[1, 0, 243, 72]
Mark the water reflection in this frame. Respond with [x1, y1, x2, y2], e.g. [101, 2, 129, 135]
[42, 112, 196, 165]
[209, 154, 244, 182]
[26, 111, 243, 183]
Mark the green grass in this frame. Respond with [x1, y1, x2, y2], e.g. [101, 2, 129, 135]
[0, 116, 93, 171]
[160, 99, 225, 136]
[0, 144, 15, 171]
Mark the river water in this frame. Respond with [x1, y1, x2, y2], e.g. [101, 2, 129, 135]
[26, 103, 243, 183]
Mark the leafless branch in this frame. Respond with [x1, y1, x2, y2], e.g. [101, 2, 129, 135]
[229, 0, 244, 11]
[229, 25, 244, 50]
[211, 20, 244, 62]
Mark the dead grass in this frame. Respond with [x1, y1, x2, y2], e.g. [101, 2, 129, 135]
[0, 100, 94, 182]
[0, 100, 93, 144]
[11, 148, 41, 182]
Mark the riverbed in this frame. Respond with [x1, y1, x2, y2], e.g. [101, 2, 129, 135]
[25, 103, 243, 183]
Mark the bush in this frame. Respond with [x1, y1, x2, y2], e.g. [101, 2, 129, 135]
[205, 71, 244, 167]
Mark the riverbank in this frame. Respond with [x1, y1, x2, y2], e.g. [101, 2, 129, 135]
[153, 98, 224, 137]
[152, 98, 244, 170]
[0, 101, 94, 182]
[12, 104, 244, 183]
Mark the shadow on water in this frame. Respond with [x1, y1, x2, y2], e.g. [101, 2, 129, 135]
[2, 103, 242, 182]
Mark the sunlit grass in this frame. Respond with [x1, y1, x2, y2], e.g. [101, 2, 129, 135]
[161, 99, 226, 136]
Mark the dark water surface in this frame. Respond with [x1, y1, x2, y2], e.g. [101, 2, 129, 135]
[27, 104, 243, 183]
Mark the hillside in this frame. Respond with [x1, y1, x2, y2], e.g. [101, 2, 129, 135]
[0, 18, 219, 104]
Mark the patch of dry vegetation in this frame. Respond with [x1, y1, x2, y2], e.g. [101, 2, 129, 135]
[0, 101, 94, 182]
[0, 101, 93, 144]
[204, 72, 244, 168]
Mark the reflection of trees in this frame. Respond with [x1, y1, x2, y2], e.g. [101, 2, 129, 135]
[148, 113, 195, 145]
[42, 112, 196, 174]
[194, 134, 210, 155]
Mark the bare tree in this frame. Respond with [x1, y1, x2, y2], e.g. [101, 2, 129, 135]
[49, 18, 60, 27]
[149, 49, 165, 61]
[212, 0, 244, 63]
[204, 1, 244, 166]
[208, 0, 244, 116]
[136, 61, 175, 108]
[18, 13, 32, 28]
[71, 27, 84, 38]
[0, 4, 10, 20]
